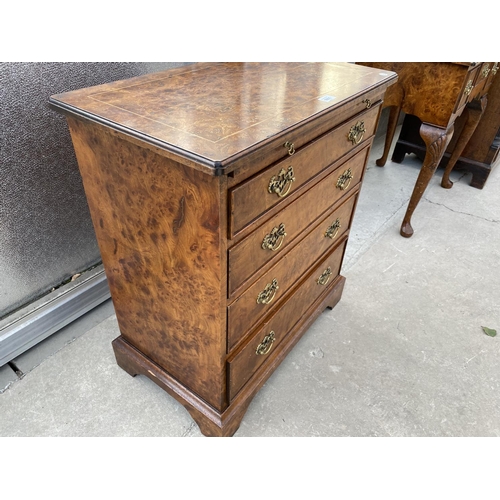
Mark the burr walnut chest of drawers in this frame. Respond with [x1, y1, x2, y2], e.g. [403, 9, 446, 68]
[50, 62, 396, 436]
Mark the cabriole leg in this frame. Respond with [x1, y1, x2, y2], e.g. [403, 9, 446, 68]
[400, 123, 454, 238]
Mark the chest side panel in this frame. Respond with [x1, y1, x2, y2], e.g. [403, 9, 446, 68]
[66, 116, 227, 409]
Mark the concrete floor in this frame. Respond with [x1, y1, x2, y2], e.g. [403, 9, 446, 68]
[1, 131, 499, 437]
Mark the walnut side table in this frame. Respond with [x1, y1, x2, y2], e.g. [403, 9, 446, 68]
[393, 64, 500, 189]
[358, 62, 496, 237]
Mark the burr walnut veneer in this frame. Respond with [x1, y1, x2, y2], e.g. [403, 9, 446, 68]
[50, 63, 396, 436]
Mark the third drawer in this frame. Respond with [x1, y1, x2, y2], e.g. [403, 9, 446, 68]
[227, 204, 353, 351]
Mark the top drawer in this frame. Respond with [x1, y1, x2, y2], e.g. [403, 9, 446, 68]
[228, 103, 381, 238]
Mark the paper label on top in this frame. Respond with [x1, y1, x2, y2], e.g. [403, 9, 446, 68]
[318, 95, 336, 102]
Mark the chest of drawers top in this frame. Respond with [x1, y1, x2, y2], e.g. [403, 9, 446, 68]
[50, 62, 397, 175]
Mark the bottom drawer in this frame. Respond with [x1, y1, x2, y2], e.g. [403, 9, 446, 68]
[227, 236, 348, 400]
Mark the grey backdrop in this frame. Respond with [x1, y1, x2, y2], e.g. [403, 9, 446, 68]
[0, 62, 190, 319]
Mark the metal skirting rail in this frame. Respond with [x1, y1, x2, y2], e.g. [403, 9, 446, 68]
[0, 265, 110, 367]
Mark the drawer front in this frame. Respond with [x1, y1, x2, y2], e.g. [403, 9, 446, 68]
[229, 104, 380, 237]
[227, 198, 353, 350]
[474, 63, 493, 95]
[228, 147, 365, 296]
[455, 65, 481, 112]
[227, 238, 347, 400]
[480, 62, 498, 94]
[491, 62, 499, 80]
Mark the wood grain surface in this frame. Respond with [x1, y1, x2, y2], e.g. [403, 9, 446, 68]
[360, 62, 472, 127]
[50, 63, 396, 168]
[66, 116, 228, 410]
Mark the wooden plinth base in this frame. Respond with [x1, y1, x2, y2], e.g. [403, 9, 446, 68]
[112, 275, 346, 437]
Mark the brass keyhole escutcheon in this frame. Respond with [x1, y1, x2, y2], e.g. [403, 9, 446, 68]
[347, 120, 366, 145]
[256, 331, 275, 356]
[492, 63, 498, 75]
[362, 98, 372, 109]
[336, 168, 353, 191]
[325, 218, 341, 240]
[317, 267, 333, 286]
[283, 141, 295, 156]
[464, 79, 474, 96]
[268, 166, 295, 198]
[256, 278, 279, 305]
[482, 64, 491, 78]
[262, 223, 287, 251]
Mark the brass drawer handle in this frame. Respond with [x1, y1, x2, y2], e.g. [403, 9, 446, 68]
[325, 218, 341, 239]
[317, 267, 333, 286]
[347, 120, 366, 145]
[262, 223, 287, 251]
[482, 64, 491, 78]
[336, 168, 353, 190]
[256, 278, 279, 305]
[283, 141, 295, 156]
[464, 79, 473, 96]
[256, 331, 275, 356]
[268, 166, 295, 198]
[492, 63, 498, 75]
